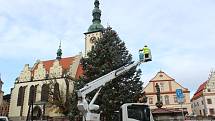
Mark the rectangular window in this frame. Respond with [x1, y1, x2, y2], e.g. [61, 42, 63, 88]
[209, 109, 215, 115]
[207, 99, 212, 104]
[203, 109, 206, 116]
[165, 95, 170, 105]
[174, 96, 177, 103]
[184, 97, 186, 103]
[160, 83, 164, 92]
[149, 98, 153, 104]
[160, 96, 163, 103]
[201, 101, 204, 105]
[208, 89, 211, 92]
[200, 110, 202, 115]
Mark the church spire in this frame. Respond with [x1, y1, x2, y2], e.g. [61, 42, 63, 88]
[56, 41, 62, 59]
[88, 0, 104, 32]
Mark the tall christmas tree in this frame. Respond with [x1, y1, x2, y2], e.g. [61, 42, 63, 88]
[71, 27, 143, 121]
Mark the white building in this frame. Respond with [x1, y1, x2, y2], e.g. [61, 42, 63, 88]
[143, 70, 192, 114]
[191, 71, 215, 116]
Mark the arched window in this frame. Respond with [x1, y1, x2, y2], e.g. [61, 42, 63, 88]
[28, 85, 36, 105]
[53, 83, 60, 100]
[165, 95, 169, 105]
[41, 84, 49, 102]
[17, 86, 25, 106]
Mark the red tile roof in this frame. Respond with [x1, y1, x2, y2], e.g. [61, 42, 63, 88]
[191, 81, 207, 101]
[32, 56, 83, 79]
[44, 57, 75, 72]
[75, 64, 84, 79]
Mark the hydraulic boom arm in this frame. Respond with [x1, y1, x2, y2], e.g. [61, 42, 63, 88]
[77, 61, 141, 98]
[77, 48, 152, 121]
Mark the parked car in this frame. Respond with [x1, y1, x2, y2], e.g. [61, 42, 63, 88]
[0, 116, 9, 121]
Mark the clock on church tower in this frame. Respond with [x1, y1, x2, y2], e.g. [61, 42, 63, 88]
[84, 0, 104, 57]
[90, 36, 96, 43]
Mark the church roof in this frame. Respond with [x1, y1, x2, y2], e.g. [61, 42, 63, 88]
[191, 81, 207, 101]
[149, 70, 174, 82]
[32, 56, 83, 79]
[76, 63, 84, 79]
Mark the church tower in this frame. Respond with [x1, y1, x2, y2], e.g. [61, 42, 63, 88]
[84, 0, 104, 56]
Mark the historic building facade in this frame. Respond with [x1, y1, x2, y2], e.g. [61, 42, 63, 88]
[0, 76, 4, 105]
[191, 71, 215, 116]
[9, 0, 104, 120]
[0, 94, 10, 116]
[143, 71, 192, 114]
[8, 54, 83, 120]
[0, 76, 10, 116]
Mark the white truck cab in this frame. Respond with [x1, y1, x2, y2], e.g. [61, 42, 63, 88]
[0, 116, 9, 121]
[120, 103, 154, 121]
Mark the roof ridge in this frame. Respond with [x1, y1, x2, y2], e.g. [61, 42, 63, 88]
[41, 56, 75, 62]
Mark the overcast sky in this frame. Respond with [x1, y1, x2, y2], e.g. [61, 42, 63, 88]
[0, 0, 215, 96]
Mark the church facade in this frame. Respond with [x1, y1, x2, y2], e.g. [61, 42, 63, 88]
[8, 54, 83, 120]
[9, 0, 104, 120]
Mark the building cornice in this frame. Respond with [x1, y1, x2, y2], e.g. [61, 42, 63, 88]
[15, 76, 74, 84]
[145, 90, 190, 95]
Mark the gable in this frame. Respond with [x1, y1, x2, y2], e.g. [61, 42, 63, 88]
[150, 70, 174, 82]
[17, 54, 83, 83]
[144, 70, 189, 94]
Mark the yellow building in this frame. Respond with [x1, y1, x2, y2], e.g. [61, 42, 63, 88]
[143, 70, 192, 114]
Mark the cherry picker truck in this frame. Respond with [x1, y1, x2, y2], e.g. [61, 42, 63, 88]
[77, 47, 153, 121]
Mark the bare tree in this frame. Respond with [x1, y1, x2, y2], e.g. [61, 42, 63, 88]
[41, 71, 75, 116]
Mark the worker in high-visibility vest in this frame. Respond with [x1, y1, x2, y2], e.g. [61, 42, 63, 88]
[143, 45, 150, 58]
[139, 45, 152, 62]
